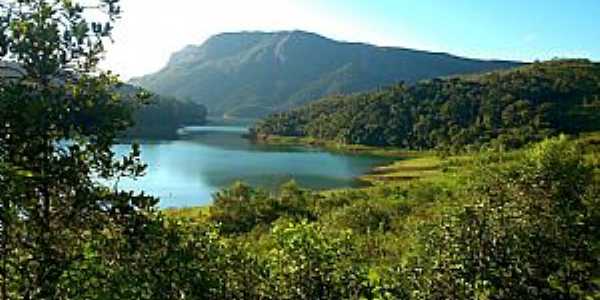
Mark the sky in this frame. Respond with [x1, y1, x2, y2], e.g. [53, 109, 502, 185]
[102, 0, 600, 80]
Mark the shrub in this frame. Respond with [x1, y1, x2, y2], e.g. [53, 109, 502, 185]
[332, 199, 411, 234]
[209, 181, 316, 234]
[415, 136, 600, 299]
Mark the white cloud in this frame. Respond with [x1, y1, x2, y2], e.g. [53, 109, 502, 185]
[102, 0, 322, 79]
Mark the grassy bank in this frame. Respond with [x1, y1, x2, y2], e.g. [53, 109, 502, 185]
[165, 135, 468, 220]
[163, 205, 211, 221]
[255, 134, 418, 157]
[164, 132, 600, 221]
[255, 134, 464, 185]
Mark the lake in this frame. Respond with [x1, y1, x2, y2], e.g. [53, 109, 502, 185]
[112, 126, 391, 208]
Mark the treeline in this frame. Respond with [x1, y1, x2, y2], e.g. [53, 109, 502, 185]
[253, 59, 600, 151]
[119, 84, 208, 138]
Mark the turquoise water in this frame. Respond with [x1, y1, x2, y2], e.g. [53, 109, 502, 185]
[113, 126, 390, 208]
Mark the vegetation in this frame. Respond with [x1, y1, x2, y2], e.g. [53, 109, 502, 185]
[415, 136, 600, 299]
[360, 155, 444, 184]
[131, 30, 518, 118]
[0, 0, 159, 298]
[1, 0, 599, 299]
[119, 84, 207, 139]
[253, 59, 600, 151]
[154, 135, 600, 299]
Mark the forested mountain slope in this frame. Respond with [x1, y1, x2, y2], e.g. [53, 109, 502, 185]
[253, 59, 600, 150]
[0, 63, 206, 139]
[131, 31, 520, 118]
[118, 84, 207, 138]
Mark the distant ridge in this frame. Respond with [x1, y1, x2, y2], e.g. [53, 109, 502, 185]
[131, 30, 521, 118]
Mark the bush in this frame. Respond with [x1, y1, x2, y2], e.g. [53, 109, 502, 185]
[209, 181, 315, 234]
[332, 199, 411, 234]
[415, 136, 600, 299]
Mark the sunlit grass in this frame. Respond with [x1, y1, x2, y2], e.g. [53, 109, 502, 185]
[164, 132, 600, 226]
[163, 206, 211, 220]
[256, 135, 418, 157]
[360, 155, 442, 184]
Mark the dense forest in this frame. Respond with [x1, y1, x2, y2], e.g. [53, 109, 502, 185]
[131, 31, 518, 118]
[118, 84, 208, 138]
[253, 59, 600, 151]
[1, 0, 599, 299]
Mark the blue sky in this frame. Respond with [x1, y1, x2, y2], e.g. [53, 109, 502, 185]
[312, 0, 599, 60]
[104, 0, 600, 79]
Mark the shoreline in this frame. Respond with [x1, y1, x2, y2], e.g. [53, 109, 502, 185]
[164, 134, 443, 215]
[251, 134, 445, 183]
[250, 134, 423, 158]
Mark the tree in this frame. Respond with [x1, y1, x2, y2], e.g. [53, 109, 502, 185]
[0, 1, 157, 298]
[418, 136, 600, 299]
[253, 60, 600, 152]
[263, 221, 363, 299]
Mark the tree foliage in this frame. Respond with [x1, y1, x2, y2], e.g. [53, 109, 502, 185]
[253, 60, 600, 151]
[415, 136, 600, 299]
[0, 0, 159, 298]
[209, 181, 315, 234]
[119, 84, 208, 139]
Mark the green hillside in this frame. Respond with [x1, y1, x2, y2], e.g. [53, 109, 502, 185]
[118, 84, 207, 138]
[253, 59, 600, 151]
[130, 31, 520, 118]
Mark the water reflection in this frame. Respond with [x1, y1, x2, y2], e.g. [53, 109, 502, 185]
[113, 127, 390, 208]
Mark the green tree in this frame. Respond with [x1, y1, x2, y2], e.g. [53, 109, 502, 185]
[253, 60, 600, 152]
[0, 0, 158, 298]
[209, 181, 316, 235]
[262, 221, 365, 299]
[418, 136, 600, 299]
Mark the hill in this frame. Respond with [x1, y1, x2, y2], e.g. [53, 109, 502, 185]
[252, 59, 600, 151]
[0, 62, 206, 139]
[118, 84, 208, 138]
[130, 31, 520, 118]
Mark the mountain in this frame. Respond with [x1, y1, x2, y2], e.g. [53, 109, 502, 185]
[252, 59, 600, 150]
[130, 31, 521, 118]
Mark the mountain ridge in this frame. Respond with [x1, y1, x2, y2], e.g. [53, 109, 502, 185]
[131, 30, 522, 118]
